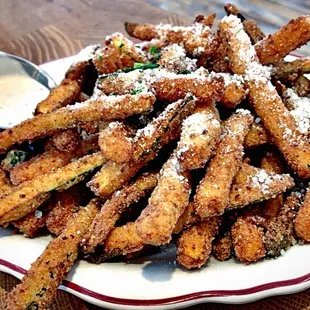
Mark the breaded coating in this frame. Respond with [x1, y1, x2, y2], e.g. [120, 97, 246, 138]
[265, 192, 300, 256]
[232, 215, 266, 264]
[295, 75, 310, 97]
[46, 186, 83, 236]
[125, 21, 218, 58]
[261, 150, 284, 222]
[152, 74, 224, 103]
[244, 122, 270, 149]
[12, 202, 50, 238]
[173, 202, 200, 234]
[50, 129, 80, 152]
[212, 30, 230, 73]
[294, 188, 310, 243]
[136, 153, 191, 245]
[212, 232, 232, 261]
[255, 16, 310, 65]
[35, 79, 81, 115]
[98, 122, 134, 163]
[103, 222, 145, 259]
[0, 93, 155, 153]
[243, 20, 265, 44]
[10, 149, 78, 186]
[81, 172, 158, 253]
[64, 45, 100, 81]
[273, 57, 310, 79]
[219, 74, 247, 108]
[89, 95, 197, 197]
[194, 110, 253, 218]
[105, 32, 147, 64]
[6, 199, 99, 310]
[0, 152, 105, 224]
[229, 163, 294, 209]
[221, 14, 310, 178]
[177, 104, 221, 170]
[224, 3, 239, 15]
[176, 218, 219, 269]
[0, 169, 13, 198]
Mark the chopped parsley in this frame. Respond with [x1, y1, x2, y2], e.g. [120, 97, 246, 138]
[181, 69, 191, 74]
[124, 62, 159, 73]
[150, 45, 159, 55]
[118, 42, 125, 49]
[3, 150, 27, 168]
[236, 28, 242, 34]
[130, 85, 145, 95]
[98, 55, 103, 62]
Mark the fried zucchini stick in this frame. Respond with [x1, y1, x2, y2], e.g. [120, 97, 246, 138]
[50, 129, 80, 152]
[294, 187, 310, 243]
[46, 186, 83, 236]
[136, 153, 191, 245]
[98, 122, 134, 163]
[103, 222, 145, 259]
[6, 199, 100, 310]
[125, 21, 217, 58]
[220, 14, 310, 178]
[244, 122, 270, 149]
[231, 215, 266, 264]
[194, 109, 253, 218]
[89, 95, 197, 197]
[0, 93, 155, 153]
[255, 16, 310, 65]
[35, 79, 81, 115]
[176, 217, 219, 269]
[265, 192, 300, 256]
[0, 169, 13, 198]
[81, 172, 158, 253]
[0, 152, 105, 224]
[261, 151, 284, 222]
[177, 104, 221, 170]
[212, 232, 233, 261]
[229, 163, 294, 209]
[273, 57, 310, 79]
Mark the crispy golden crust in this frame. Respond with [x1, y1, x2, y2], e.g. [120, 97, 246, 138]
[273, 57, 310, 79]
[46, 187, 83, 236]
[89, 96, 197, 197]
[93, 46, 124, 74]
[212, 30, 231, 73]
[124, 22, 157, 41]
[244, 122, 270, 149]
[173, 202, 200, 235]
[50, 129, 80, 152]
[194, 110, 253, 218]
[295, 75, 310, 97]
[255, 16, 310, 65]
[10, 149, 77, 186]
[177, 104, 221, 170]
[229, 163, 294, 209]
[153, 75, 224, 103]
[221, 81, 247, 108]
[243, 20, 265, 44]
[0, 152, 105, 225]
[264, 192, 300, 256]
[0, 169, 13, 198]
[212, 232, 232, 261]
[224, 3, 239, 15]
[194, 14, 216, 28]
[98, 122, 134, 163]
[6, 199, 99, 310]
[136, 154, 191, 245]
[176, 218, 219, 269]
[81, 172, 158, 253]
[35, 80, 81, 115]
[103, 222, 145, 258]
[0, 93, 155, 153]
[294, 189, 310, 243]
[247, 79, 310, 178]
[232, 216, 266, 264]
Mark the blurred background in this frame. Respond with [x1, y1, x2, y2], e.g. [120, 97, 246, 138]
[0, 0, 309, 64]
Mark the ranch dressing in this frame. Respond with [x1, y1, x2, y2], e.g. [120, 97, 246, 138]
[0, 74, 50, 128]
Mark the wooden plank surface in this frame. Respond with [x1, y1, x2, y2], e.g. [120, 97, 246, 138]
[1, 0, 310, 309]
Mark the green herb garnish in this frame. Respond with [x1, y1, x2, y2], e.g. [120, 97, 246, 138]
[124, 62, 159, 73]
[118, 43, 125, 49]
[98, 55, 103, 62]
[150, 46, 159, 55]
[181, 69, 191, 74]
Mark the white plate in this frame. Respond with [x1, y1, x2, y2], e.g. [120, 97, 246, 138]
[1, 55, 310, 310]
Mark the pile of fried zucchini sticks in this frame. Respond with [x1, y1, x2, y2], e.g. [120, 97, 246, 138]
[2, 3, 310, 309]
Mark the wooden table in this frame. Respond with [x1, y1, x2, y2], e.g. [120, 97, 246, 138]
[1, 0, 310, 309]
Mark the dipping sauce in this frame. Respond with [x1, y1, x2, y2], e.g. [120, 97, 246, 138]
[0, 74, 50, 128]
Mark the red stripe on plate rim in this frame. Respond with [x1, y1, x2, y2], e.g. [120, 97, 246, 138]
[1, 258, 310, 306]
